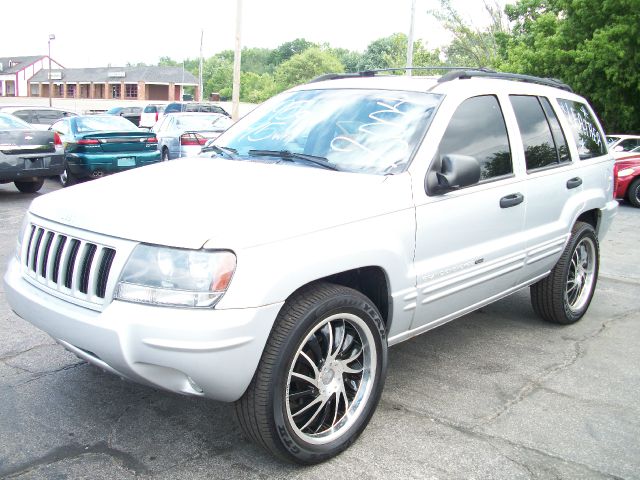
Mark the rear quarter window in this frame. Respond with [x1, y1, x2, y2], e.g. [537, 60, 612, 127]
[557, 99, 606, 159]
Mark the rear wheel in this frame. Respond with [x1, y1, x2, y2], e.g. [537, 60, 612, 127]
[234, 282, 387, 464]
[531, 221, 599, 324]
[14, 179, 44, 193]
[60, 166, 79, 187]
[162, 147, 170, 161]
[627, 178, 640, 208]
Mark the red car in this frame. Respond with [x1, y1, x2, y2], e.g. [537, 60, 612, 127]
[614, 154, 640, 207]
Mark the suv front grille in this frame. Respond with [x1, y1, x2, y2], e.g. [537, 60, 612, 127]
[23, 224, 117, 305]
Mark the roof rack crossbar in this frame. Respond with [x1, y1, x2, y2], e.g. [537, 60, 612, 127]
[438, 70, 573, 92]
[307, 66, 489, 84]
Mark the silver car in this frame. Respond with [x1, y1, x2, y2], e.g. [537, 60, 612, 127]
[153, 112, 233, 160]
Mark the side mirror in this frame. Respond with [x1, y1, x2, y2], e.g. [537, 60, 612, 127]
[432, 154, 481, 194]
[613, 145, 624, 152]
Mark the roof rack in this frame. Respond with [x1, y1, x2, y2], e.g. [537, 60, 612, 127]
[307, 67, 573, 93]
[307, 66, 487, 84]
[437, 69, 573, 92]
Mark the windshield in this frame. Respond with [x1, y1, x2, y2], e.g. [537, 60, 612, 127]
[174, 114, 233, 131]
[74, 116, 141, 133]
[216, 88, 441, 174]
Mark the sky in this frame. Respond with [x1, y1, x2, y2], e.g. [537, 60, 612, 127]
[3, 0, 507, 68]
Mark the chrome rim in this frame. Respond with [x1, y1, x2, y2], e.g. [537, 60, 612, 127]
[565, 236, 596, 312]
[162, 150, 169, 161]
[285, 313, 376, 445]
[60, 169, 67, 185]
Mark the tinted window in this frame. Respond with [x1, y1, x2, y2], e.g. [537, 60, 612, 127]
[437, 95, 512, 181]
[540, 97, 570, 163]
[618, 138, 640, 151]
[557, 99, 606, 159]
[0, 113, 31, 129]
[35, 110, 67, 124]
[510, 95, 570, 170]
[143, 105, 157, 113]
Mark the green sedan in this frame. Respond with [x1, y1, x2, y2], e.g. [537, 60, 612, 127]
[50, 115, 161, 187]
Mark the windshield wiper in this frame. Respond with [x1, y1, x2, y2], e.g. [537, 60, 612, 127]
[247, 149, 342, 171]
[201, 144, 237, 157]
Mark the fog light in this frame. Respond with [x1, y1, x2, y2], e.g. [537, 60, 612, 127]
[187, 376, 204, 394]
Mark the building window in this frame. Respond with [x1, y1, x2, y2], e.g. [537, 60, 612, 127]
[79, 84, 90, 98]
[125, 84, 138, 99]
[66, 84, 76, 98]
[54, 84, 64, 97]
[111, 84, 121, 99]
[30, 84, 40, 97]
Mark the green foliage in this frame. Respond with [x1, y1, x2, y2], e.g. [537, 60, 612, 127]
[502, 0, 640, 132]
[274, 48, 344, 90]
[432, 0, 509, 67]
[357, 33, 441, 72]
[268, 38, 317, 67]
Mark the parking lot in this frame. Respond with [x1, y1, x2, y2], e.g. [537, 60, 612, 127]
[1, 179, 639, 479]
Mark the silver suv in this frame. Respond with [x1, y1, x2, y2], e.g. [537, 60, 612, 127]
[4, 69, 617, 464]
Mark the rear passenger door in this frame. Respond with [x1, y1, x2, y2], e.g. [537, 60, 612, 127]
[412, 95, 527, 330]
[508, 95, 584, 282]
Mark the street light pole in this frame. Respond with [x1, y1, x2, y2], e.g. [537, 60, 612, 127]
[48, 34, 55, 107]
[231, 0, 243, 121]
[406, 0, 416, 76]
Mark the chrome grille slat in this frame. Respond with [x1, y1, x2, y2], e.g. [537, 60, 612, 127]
[21, 223, 118, 308]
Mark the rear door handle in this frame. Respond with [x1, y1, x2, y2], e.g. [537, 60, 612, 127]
[567, 177, 582, 189]
[500, 193, 524, 208]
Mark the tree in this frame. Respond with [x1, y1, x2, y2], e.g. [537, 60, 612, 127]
[358, 33, 441, 71]
[502, 0, 640, 132]
[274, 48, 344, 90]
[431, 0, 509, 67]
[268, 39, 317, 68]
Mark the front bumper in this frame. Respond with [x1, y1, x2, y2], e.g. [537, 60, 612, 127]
[4, 257, 282, 402]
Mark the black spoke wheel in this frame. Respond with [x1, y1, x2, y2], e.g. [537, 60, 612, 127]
[234, 282, 387, 464]
[531, 221, 599, 324]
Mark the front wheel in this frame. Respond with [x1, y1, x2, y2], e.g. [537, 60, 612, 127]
[531, 221, 599, 324]
[235, 282, 387, 464]
[161, 148, 170, 161]
[14, 178, 44, 193]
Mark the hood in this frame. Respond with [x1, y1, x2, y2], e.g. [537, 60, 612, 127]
[29, 158, 413, 250]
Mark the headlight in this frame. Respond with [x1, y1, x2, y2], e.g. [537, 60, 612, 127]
[114, 245, 236, 308]
[617, 167, 635, 177]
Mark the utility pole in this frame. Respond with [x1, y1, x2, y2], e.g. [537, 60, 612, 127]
[48, 34, 55, 106]
[199, 30, 204, 101]
[231, 0, 243, 121]
[406, 0, 416, 76]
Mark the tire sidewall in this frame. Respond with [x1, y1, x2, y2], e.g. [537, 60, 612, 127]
[271, 292, 387, 464]
[560, 223, 599, 323]
[628, 178, 640, 208]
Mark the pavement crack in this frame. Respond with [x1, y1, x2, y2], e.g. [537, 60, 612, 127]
[0, 441, 149, 478]
[473, 310, 635, 428]
[13, 362, 85, 387]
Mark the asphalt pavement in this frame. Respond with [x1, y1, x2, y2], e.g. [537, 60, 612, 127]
[1, 179, 638, 479]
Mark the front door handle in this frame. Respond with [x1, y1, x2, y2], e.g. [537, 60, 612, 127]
[567, 177, 583, 189]
[500, 192, 524, 208]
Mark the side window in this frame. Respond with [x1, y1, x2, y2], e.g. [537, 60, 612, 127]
[557, 99, 606, 159]
[143, 105, 157, 113]
[510, 95, 570, 170]
[539, 97, 570, 163]
[164, 104, 179, 114]
[437, 95, 512, 181]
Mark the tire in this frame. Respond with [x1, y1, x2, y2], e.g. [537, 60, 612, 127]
[14, 178, 44, 193]
[234, 282, 387, 464]
[162, 147, 170, 161]
[627, 178, 640, 208]
[531, 221, 599, 324]
[60, 166, 79, 187]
